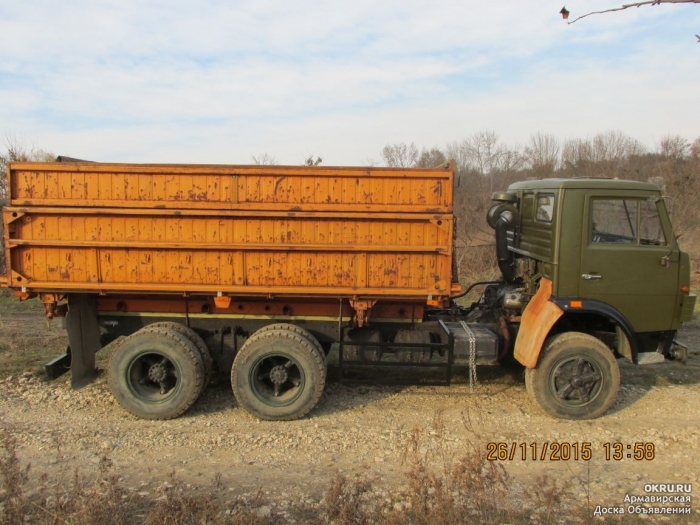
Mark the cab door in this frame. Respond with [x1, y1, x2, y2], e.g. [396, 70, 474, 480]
[579, 195, 679, 333]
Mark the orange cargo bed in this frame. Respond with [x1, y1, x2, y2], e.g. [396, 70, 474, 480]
[2, 162, 457, 302]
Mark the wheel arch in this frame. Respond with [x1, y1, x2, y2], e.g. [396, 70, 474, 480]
[515, 283, 639, 369]
[550, 298, 639, 364]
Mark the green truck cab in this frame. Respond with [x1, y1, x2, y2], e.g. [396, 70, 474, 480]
[486, 178, 695, 419]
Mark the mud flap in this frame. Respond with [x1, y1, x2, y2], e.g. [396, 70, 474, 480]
[66, 294, 102, 389]
[513, 278, 564, 368]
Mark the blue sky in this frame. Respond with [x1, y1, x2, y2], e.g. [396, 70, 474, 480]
[0, 1, 698, 165]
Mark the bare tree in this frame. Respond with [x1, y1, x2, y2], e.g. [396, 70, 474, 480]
[303, 155, 323, 166]
[381, 142, 419, 168]
[658, 134, 690, 158]
[652, 135, 699, 233]
[416, 147, 447, 168]
[560, 1, 699, 25]
[446, 130, 523, 192]
[562, 131, 645, 178]
[524, 132, 560, 176]
[690, 137, 700, 159]
[251, 152, 278, 165]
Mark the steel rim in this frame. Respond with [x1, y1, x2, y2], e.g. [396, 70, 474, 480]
[127, 352, 181, 402]
[249, 353, 305, 406]
[549, 354, 604, 408]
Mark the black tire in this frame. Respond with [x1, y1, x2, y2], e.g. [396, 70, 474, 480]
[108, 328, 205, 420]
[524, 332, 620, 420]
[250, 323, 326, 366]
[141, 322, 213, 390]
[231, 329, 326, 420]
[343, 329, 383, 362]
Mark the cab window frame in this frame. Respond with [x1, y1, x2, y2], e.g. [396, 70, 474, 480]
[535, 192, 555, 224]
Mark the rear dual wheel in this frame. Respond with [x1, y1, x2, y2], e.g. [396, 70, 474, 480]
[252, 323, 326, 366]
[140, 322, 213, 391]
[231, 328, 326, 420]
[108, 328, 205, 420]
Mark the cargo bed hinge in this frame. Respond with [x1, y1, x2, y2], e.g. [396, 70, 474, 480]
[3, 209, 25, 224]
[349, 298, 377, 328]
[10, 270, 29, 286]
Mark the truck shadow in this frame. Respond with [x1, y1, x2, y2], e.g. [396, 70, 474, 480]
[606, 353, 700, 415]
[185, 351, 699, 419]
[187, 364, 527, 419]
[313, 364, 525, 417]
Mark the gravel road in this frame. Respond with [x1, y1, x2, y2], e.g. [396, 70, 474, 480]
[1, 318, 699, 514]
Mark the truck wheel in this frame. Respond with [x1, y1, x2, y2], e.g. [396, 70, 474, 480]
[250, 323, 326, 365]
[141, 322, 213, 390]
[108, 328, 205, 420]
[231, 329, 325, 420]
[525, 332, 620, 420]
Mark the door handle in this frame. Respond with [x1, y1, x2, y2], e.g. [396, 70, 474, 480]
[582, 273, 602, 280]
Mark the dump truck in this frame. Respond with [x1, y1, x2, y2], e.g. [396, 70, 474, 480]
[1, 160, 695, 421]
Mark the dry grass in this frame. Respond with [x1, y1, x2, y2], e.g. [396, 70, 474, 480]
[0, 427, 286, 525]
[0, 291, 68, 378]
[0, 289, 45, 314]
[7, 411, 683, 525]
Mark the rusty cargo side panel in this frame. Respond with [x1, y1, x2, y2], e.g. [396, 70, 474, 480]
[8, 163, 452, 213]
[3, 163, 456, 302]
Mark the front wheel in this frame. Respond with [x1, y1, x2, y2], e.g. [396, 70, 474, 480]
[525, 332, 620, 420]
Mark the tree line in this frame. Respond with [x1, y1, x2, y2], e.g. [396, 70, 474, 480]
[1, 131, 699, 281]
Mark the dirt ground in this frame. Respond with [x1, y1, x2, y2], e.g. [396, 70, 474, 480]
[1, 310, 699, 516]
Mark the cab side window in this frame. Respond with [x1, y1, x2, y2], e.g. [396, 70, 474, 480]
[639, 200, 666, 246]
[591, 199, 637, 243]
[590, 199, 667, 245]
[535, 193, 554, 223]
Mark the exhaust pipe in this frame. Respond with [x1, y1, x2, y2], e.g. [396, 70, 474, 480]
[487, 202, 520, 283]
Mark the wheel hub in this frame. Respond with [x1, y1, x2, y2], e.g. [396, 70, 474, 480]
[269, 365, 288, 385]
[148, 363, 168, 383]
[554, 357, 602, 403]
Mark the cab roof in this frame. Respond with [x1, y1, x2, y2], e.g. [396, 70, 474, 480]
[508, 178, 661, 192]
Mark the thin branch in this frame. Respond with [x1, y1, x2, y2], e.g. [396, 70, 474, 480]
[566, 0, 700, 24]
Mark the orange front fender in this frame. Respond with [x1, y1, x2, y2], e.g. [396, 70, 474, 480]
[514, 278, 564, 368]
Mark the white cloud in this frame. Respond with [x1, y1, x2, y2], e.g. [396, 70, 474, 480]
[0, 1, 698, 164]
